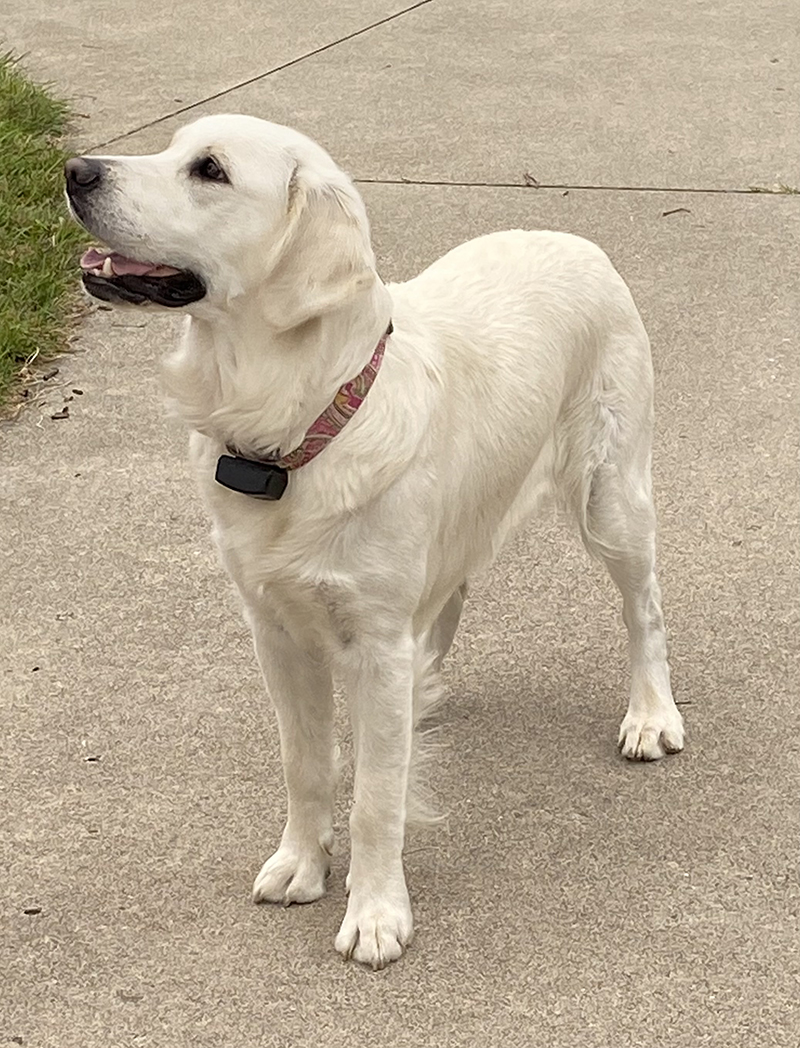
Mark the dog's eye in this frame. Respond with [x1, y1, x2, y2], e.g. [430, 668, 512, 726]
[191, 155, 229, 184]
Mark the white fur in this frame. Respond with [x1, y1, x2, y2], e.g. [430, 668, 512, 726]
[82, 114, 684, 969]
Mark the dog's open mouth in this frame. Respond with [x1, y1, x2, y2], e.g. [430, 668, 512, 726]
[80, 248, 206, 307]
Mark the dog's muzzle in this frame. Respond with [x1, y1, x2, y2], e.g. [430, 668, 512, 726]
[65, 157, 207, 308]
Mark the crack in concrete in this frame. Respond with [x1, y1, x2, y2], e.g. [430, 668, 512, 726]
[354, 178, 791, 196]
[90, 0, 434, 150]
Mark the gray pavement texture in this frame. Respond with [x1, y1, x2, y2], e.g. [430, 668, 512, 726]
[2, 2, 798, 1046]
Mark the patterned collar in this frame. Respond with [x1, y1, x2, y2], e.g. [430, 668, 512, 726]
[215, 322, 392, 501]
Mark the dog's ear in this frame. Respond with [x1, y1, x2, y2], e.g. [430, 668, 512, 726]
[259, 166, 377, 330]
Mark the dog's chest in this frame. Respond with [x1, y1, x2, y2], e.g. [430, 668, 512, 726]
[224, 522, 362, 653]
[190, 440, 362, 642]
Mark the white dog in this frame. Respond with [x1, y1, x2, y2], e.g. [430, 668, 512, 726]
[65, 114, 684, 968]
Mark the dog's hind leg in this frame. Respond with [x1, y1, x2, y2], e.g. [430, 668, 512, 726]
[428, 582, 468, 671]
[577, 394, 684, 761]
[248, 612, 336, 905]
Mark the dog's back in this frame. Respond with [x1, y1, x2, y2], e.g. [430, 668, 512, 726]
[385, 229, 654, 606]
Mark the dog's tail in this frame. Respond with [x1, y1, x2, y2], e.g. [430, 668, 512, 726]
[406, 645, 447, 826]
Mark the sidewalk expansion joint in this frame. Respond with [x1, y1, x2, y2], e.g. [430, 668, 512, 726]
[354, 178, 797, 197]
[90, 0, 434, 150]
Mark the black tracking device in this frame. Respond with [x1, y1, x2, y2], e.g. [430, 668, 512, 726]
[215, 455, 289, 500]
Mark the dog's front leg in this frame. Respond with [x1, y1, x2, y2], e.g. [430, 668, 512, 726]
[334, 632, 415, 969]
[248, 612, 336, 906]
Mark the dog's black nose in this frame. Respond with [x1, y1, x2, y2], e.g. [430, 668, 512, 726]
[65, 157, 104, 190]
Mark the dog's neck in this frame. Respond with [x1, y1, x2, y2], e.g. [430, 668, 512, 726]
[162, 278, 393, 458]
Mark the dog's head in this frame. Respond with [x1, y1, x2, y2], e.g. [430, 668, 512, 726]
[65, 114, 377, 327]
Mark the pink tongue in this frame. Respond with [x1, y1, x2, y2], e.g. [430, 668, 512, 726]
[80, 248, 180, 277]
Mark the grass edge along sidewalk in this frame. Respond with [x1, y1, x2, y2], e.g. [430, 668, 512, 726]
[0, 53, 87, 408]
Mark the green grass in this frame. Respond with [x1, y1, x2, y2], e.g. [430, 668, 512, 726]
[0, 53, 87, 401]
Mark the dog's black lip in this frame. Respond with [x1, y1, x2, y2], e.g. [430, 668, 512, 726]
[82, 270, 206, 307]
[66, 190, 92, 227]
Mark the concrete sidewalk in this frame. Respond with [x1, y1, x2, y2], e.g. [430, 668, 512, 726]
[2, 3, 798, 1046]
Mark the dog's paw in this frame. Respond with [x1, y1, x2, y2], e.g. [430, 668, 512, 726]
[618, 705, 685, 761]
[252, 843, 330, 905]
[334, 891, 413, 969]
